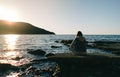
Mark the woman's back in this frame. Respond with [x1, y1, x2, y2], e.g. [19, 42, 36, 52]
[70, 31, 86, 55]
[74, 36, 86, 52]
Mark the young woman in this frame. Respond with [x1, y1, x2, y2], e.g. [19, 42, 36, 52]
[70, 31, 86, 55]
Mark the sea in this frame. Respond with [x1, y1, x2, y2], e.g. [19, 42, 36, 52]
[0, 34, 120, 77]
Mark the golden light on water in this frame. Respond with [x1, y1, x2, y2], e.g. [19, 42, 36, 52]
[0, 35, 30, 66]
[4, 35, 19, 50]
[2, 35, 20, 59]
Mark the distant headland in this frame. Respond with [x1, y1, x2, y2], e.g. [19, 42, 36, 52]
[0, 20, 55, 34]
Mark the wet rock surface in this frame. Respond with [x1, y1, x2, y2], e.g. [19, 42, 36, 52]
[18, 61, 60, 77]
[51, 46, 62, 48]
[60, 40, 73, 46]
[28, 49, 46, 56]
[0, 63, 19, 76]
[46, 53, 55, 57]
[0, 63, 18, 72]
[88, 41, 120, 55]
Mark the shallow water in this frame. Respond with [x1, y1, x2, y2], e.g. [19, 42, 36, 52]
[0, 34, 119, 76]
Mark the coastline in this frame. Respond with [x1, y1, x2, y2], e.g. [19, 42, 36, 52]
[61, 40, 120, 55]
[0, 35, 120, 77]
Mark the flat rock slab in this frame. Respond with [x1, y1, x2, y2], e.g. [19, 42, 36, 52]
[47, 53, 120, 65]
[47, 53, 120, 63]
[47, 53, 120, 77]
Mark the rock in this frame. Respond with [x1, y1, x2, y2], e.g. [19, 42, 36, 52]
[113, 51, 120, 55]
[60, 40, 73, 46]
[51, 46, 62, 48]
[55, 40, 59, 43]
[88, 41, 120, 55]
[0, 63, 18, 72]
[12, 56, 24, 60]
[18, 63, 60, 77]
[28, 49, 46, 56]
[47, 53, 120, 77]
[61, 40, 72, 44]
[46, 53, 55, 57]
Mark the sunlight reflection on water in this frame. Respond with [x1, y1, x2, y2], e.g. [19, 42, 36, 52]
[4, 34, 19, 50]
[4, 51, 20, 59]
[3, 35, 21, 59]
[0, 35, 30, 66]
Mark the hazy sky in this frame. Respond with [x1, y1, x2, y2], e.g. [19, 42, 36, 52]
[0, 0, 120, 34]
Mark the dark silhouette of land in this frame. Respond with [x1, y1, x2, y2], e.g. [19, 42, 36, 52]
[0, 20, 55, 34]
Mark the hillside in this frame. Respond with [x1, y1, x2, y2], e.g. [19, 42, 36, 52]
[0, 20, 55, 34]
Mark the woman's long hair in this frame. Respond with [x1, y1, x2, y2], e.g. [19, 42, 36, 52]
[76, 31, 83, 37]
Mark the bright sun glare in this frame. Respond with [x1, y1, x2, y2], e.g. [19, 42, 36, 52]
[0, 6, 19, 22]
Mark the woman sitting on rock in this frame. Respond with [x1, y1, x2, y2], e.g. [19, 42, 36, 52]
[70, 31, 86, 55]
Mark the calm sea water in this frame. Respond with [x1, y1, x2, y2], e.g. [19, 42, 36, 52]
[0, 35, 119, 76]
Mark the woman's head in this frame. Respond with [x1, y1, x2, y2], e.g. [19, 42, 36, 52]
[76, 31, 83, 36]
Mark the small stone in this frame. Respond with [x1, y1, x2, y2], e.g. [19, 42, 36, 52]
[51, 46, 62, 48]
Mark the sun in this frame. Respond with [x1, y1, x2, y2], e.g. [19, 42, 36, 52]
[0, 7, 19, 22]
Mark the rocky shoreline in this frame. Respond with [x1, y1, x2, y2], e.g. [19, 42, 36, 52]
[47, 53, 120, 77]
[1, 39, 120, 77]
[44, 40, 120, 77]
[25, 39, 120, 77]
[60, 40, 120, 55]
[88, 41, 120, 55]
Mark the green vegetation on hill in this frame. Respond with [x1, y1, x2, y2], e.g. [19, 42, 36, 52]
[0, 20, 55, 34]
